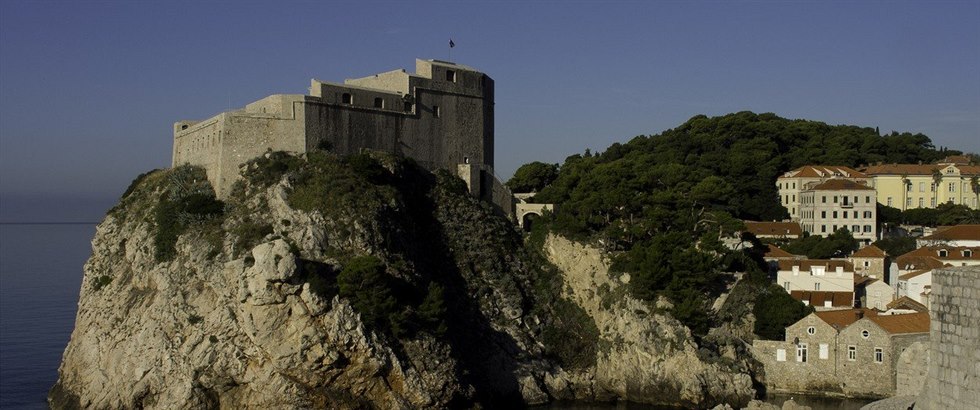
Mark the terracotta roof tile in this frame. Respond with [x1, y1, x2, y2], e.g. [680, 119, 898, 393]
[899, 268, 932, 281]
[862, 163, 980, 176]
[781, 165, 869, 179]
[937, 155, 973, 165]
[886, 297, 928, 313]
[867, 312, 930, 334]
[920, 225, 980, 241]
[852, 245, 886, 258]
[814, 308, 877, 329]
[899, 246, 980, 262]
[778, 259, 855, 272]
[744, 221, 803, 237]
[765, 245, 796, 258]
[894, 254, 945, 271]
[790, 290, 854, 307]
[809, 179, 874, 191]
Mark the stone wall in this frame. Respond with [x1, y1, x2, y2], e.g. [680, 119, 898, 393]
[895, 341, 928, 394]
[917, 266, 980, 409]
[751, 314, 842, 394]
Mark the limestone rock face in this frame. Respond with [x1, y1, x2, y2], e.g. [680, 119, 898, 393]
[51, 159, 756, 409]
[540, 234, 755, 407]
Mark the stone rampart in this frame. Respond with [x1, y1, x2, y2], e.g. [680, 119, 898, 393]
[895, 341, 928, 394]
[917, 266, 980, 409]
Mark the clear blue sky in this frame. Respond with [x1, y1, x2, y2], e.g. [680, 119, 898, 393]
[1, 1, 978, 219]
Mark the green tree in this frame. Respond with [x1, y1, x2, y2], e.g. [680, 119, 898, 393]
[337, 256, 405, 335]
[507, 161, 559, 193]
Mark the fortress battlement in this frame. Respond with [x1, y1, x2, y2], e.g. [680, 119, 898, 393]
[172, 59, 510, 215]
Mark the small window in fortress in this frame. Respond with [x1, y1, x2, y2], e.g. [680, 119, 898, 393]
[446, 70, 456, 83]
[181, 124, 188, 130]
[433, 105, 441, 118]
[342, 93, 353, 105]
[374, 98, 384, 109]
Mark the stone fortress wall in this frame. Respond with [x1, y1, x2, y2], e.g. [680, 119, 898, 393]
[916, 266, 979, 409]
[172, 59, 508, 214]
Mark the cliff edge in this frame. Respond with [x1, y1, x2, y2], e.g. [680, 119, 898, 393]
[51, 151, 753, 408]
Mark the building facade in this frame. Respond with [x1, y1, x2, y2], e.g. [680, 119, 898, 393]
[776, 259, 856, 301]
[172, 59, 508, 213]
[861, 159, 980, 211]
[777, 166, 870, 220]
[915, 224, 980, 247]
[848, 244, 887, 279]
[752, 309, 929, 398]
[798, 179, 878, 244]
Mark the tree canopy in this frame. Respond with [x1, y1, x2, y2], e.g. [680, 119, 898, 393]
[506, 161, 559, 193]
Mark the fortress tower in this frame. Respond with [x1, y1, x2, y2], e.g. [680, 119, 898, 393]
[172, 59, 509, 214]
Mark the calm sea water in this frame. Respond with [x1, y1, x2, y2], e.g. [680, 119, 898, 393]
[0, 224, 94, 409]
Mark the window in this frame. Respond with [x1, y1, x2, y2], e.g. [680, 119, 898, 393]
[834, 196, 839, 203]
[776, 349, 786, 362]
[792, 195, 796, 202]
[821, 225, 827, 233]
[848, 345, 856, 361]
[821, 211, 827, 218]
[939, 249, 948, 258]
[864, 261, 870, 267]
[931, 198, 937, 207]
[852, 225, 859, 233]
[797, 343, 808, 363]
[446, 69, 457, 82]
[807, 326, 815, 335]
[866, 196, 871, 203]
[907, 183, 913, 192]
[906, 197, 912, 207]
[931, 183, 936, 192]
[864, 225, 872, 233]
[822, 196, 827, 203]
[833, 225, 838, 231]
[874, 348, 883, 363]
[833, 211, 838, 218]
[950, 183, 956, 192]
[814, 283, 821, 291]
[919, 198, 924, 207]
[887, 197, 893, 207]
[965, 250, 973, 258]
[783, 282, 790, 290]
[861, 330, 870, 339]
[342, 93, 353, 104]
[373, 97, 384, 109]
[433, 105, 440, 118]
[793, 183, 796, 189]
[864, 211, 872, 218]
[919, 182, 925, 192]
[819, 343, 829, 360]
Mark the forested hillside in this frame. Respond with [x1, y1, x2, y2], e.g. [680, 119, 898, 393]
[524, 111, 961, 337]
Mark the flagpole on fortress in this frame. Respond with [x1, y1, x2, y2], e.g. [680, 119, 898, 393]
[449, 38, 455, 61]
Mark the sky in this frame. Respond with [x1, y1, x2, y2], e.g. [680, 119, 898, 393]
[1, 1, 978, 221]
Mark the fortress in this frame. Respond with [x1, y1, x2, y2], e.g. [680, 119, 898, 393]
[172, 58, 511, 214]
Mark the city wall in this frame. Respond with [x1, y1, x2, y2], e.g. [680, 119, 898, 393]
[917, 266, 980, 409]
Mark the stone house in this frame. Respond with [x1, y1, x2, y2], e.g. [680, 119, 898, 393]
[848, 244, 887, 279]
[836, 312, 929, 397]
[856, 277, 893, 311]
[752, 309, 929, 398]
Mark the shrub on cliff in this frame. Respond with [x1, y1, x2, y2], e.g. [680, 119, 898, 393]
[338, 256, 408, 335]
[152, 167, 225, 262]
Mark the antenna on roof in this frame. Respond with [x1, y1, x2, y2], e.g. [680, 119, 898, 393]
[448, 38, 455, 62]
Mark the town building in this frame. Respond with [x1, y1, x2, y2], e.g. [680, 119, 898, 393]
[855, 277, 893, 311]
[797, 179, 878, 244]
[897, 246, 980, 269]
[897, 268, 933, 306]
[777, 165, 870, 220]
[884, 296, 928, 315]
[848, 244, 887, 279]
[776, 259, 856, 303]
[915, 224, 980, 247]
[743, 221, 803, 240]
[861, 158, 980, 211]
[172, 59, 512, 216]
[789, 290, 853, 310]
[752, 309, 929, 398]
[763, 245, 801, 263]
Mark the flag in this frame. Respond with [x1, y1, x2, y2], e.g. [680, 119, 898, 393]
[449, 39, 455, 48]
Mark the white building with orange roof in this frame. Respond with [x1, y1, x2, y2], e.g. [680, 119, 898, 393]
[776, 259, 856, 301]
[798, 179, 878, 244]
[777, 165, 871, 220]
[915, 224, 980, 247]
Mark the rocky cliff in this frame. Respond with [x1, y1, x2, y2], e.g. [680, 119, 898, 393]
[51, 152, 754, 409]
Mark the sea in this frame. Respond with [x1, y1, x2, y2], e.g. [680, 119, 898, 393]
[0, 222, 874, 410]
